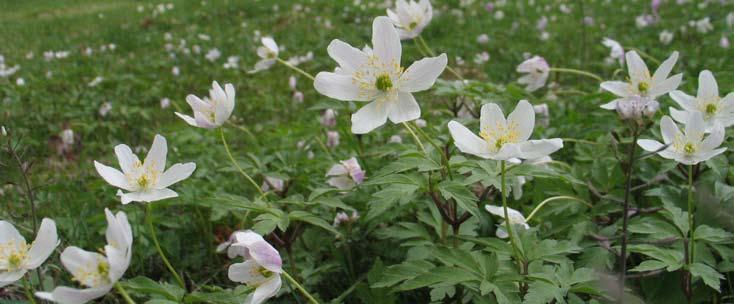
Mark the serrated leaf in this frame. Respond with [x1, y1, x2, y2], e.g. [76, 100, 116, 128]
[694, 225, 733, 244]
[690, 263, 724, 291]
[630, 260, 667, 272]
[438, 180, 480, 218]
[288, 210, 340, 235]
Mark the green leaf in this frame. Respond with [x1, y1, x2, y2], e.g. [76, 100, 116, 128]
[124, 277, 185, 301]
[524, 281, 563, 304]
[694, 225, 733, 244]
[438, 180, 480, 218]
[397, 266, 478, 290]
[371, 260, 436, 288]
[660, 204, 689, 236]
[288, 210, 340, 235]
[690, 263, 724, 291]
[628, 245, 684, 271]
[630, 260, 668, 272]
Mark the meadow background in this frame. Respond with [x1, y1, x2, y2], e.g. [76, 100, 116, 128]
[1, 0, 734, 303]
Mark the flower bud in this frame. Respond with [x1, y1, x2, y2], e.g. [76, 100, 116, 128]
[326, 131, 340, 147]
[321, 109, 337, 127]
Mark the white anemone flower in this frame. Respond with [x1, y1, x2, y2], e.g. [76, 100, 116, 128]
[176, 81, 235, 128]
[94, 134, 196, 204]
[638, 112, 726, 165]
[516, 56, 550, 92]
[670, 70, 734, 132]
[314, 16, 447, 134]
[600, 51, 682, 110]
[226, 230, 283, 304]
[448, 100, 563, 161]
[602, 38, 624, 65]
[0, 219, 58, 287]
[485, 205, 530, 239]
[386, 0, 433, 40]
[249, 37, 279, 74]
[36, 209, 132, 304]
[326, 157, 365, 190]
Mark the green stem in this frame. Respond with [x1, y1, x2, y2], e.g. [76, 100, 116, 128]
[115, 282, 137, 304]
[416, 35, 463, 80]
[220, 128, 265, 196]
[500, 161, 523, 264]
[145, 204, 186, 289]
[23, 278, 37, 304]
[281, 270, 320, 304]
[402, 122, 425, 152]
[276, 58, 315, 81]
[688, 165, 695, 265]
[525, 196, 592, 222]
[549, 67, 603, 82]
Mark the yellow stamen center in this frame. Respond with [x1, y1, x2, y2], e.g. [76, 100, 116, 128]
[705, 103, 717, 115]
[638, 81, 650, 93]
[375, 74, 393, 91]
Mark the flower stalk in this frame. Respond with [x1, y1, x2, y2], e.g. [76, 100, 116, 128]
[282, 270, 320, 304]
[276, 57, 315, 81]
[687, 164, 695, 297]
[145, 204, 186, 289]
[115, 282, 137, 304]
[23, 277, 37, 304]
[618, 128, 640, 297]
[219, 128, 265, 196]
[549, 67, 603, 82]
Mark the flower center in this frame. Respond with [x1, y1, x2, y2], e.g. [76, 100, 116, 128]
[408, 21, 418, 29]
[479, 122, 520, 152]
[375, 74, 393, 91]
[74, 259, 111, 287]
[0, 240, 28, 271]
[638, 81, 650, 93]
[705, 103, 717, 115]
[684, 143, 696, 154]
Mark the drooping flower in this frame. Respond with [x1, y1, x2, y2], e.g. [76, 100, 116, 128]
[176, 81, 235, 128]
[516, 56, 550, 92]
[326, 131, 340, 147]
[36, 209, 132, 304]
[326, 157, 365, 190]
[321, 109, 337, 127]
[638, 112, 726, 165]
[600, 51, 682, 110]
[249, 37, 279, 74]
[602, 38, 624, 65]
[386, 0, 433, 40]
[314, 16, 447, 134]
[0, 219, 58, 287]
[225, 230, 283, 304]
[94, 134, 196, 204]
[670, 70, 734, 132]
[448, 100, 563, 160]
[333, 211, 360, 227]
[261, 176, 285, 193]
[485, 205, 530, 239]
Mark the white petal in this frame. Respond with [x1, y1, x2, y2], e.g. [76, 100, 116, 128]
[652, 51, 679, 84]
[0, 270, 25, 284]
[325, 164, 348, 177]
[119, 189, 178, 204]
[701, 124, 725, 151]
[0, 221, 24, 243]
[669, 107, 690, 124]
[94, 161, 134, 191]
[507, 100, 535, 142]
[261, 37, 278, 54]
[517, 138, 563, 159]
[697, 70, 719, 100]
[600, 99, 621, 110]
[387, 92, 421, 123]
[448, 121, 490, 158]
[670, 91, 697, 111]
[105, 245, 129, 283]
[372, 16, 402, 66]
[693, 148, 726, 164]
[351, 101, 389, 134]
[26, 218, 58, 269]
[637, 139, 665, 152]
[157, 162, 196, 189]
[250, 275, 282, 304]
[175, 112, 201, 128]
[327, 40, 368, 74]
[399, 53, 447, 92]
[249, 59, 276, 73]
[114, 144, 139, 175]
[648, 73, 682, 97]
[224, 83, 236, 117]
[660, 115, 682, 144]
[247, 241, 282, 273]
[493, 143, 524, 160]
[314, 72, 372, 101]
[328, 176, 355, 190]
[60, 247, 106, 281]
[480, 103, 506, 133]
[600, 81, 633, 97]
[144, 134, 167, 173]
[105, 209, 132, 251]
[685, 112, 705, 141]
[228, 260, 265, 284]
[625, 51, 650, 83]
[37, 285, 112, 304]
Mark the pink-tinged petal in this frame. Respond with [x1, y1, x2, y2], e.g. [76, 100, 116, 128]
[326, 164, 348, 177]
[517, 138, 563, 160]
[637, 139, 665, 152]
[507, 100, 535, 142]
[351, 101, 388, 134]
[669, 91, 697, 111]
[648, 73, 682, 97]
[387, 92, 421, 123]
[399, 54, 447, 92]
[119, 189, 178, 204]
[600, 81, 633, 97]
[328, 176, 355, 190]
[480, 103, 506, 132]
[327, 40, 368, 74]
[660, 116, 682, 144]
[144, 135, 167, 173]
[372, 16, 402, 66]
[697, 70, 719, 100]
[314, 72, 372, 102]
[448, 121, 490, 159]
[157, 162, 196, 189]
[249, 275, 282, 304]
[114, 144, 139, 175]
[248, 241, 282, 273]
[652, 51, 679, 84]
[26, 218, 58, 269]
[94, 161, 134, 191]
[625, 51, 650, 84]
[36, 285, 112, 304]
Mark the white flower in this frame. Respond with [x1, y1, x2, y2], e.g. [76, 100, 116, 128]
[600, 51, 682, 110]
[0, 219, 58, 287]
[314, 17, 447, 134]
[205, 48, 221, 62]
[94, 134, 196, 204]
[87, 76, 103, 87]
[99, 102, 112, 117]
[695, 17, 713, 34]
[0, 63, 19, 78]
[721, 36, 730, 49]
[615, 96, 659, 121]
[36, 209, 132, 304]
[249, 37, 279, 74]
[516, 56, 549, 92]
[473, 52, 490, 64]
[638, 113, 726, 165]
[261, 176, 285, 193]
[659, 30, 674, 45]
[485, 205, 529, 239]
[326, 157, 365, 190]
[670, 70, 734, 132]
[448, 100, 563, 160]
[160, 98, 171, 109]
[223, 56, 240, 69]
[16, 78, 25, 86]
[326, 131, 340, 147]
[225, 231, 282, 304]
[602, 38, 624, 65]
[386, 0, 433, 40]
[321, 109, 337, 127]
[176, 81, 235, 129]
[476, 34, 489, 44]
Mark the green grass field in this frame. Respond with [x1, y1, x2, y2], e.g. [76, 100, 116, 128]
[1, 0, 734, 303]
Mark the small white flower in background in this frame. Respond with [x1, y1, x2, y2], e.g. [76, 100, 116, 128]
[314, 17, 447, 134]
[224, 231, 282, 304]
[389, 134, 403, 143]
[694, 17, 713, 34]
[727, 12, 734, 28]
[205, 48, 221, 62]
[99, 102, 112, 117]
[172, 66, 180, 76]
[292, 91, 304, 103]
[88, 76, 104, 87]
[326, 131, 340, 147]
[600, 50, 682, 110]
[261, 176, 285, 193]
[326, 157, 365, 190]
[494, 10, 504, 20]
[516, 56, 550, 92]
[386, 0, 433, 40]
[36, 209, 132, 304]
[1, 126, 7, 136]
[539, 32, 550, 41]
[176, 81, 235, 129]
[485, 205, 530, 239]
[559, 3, 572, 14]
[15, 78, 25, 86]
[635, 14, 653, 28]
[94, 134, 196, 204]
[160, 98, 171, 109]
[288, 76, 297, 90]
[602, 38, 624, 65]
[333, 211, 360, 227]
[415, 119, 426, 128]
[198, 34, 211, 41]
[473, 52, 490, 64]
[721, 36, 730, 49]
[321, 109, 337, 127]
[83, 47, 93, 56]
[223, 56, 240, 69]
[448, 100, 563, 160]
[533, 103, 550, 127]
[0, 56, 20, 78]
[476, 34, 489, 44]
[25, 52, 33, 59]
[60, 128, 75, 152]
[250, 37, 279, 74]
[0, 219, 58, 287]
[583, 16, 594, 26]
[670, 70, 734, 131]
[638, 112, 725, 165]
[536, 16, 548, 31]
[659, 30, 674, 45]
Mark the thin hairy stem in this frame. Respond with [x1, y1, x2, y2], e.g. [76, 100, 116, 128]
[115, 282, 137, 304]
[220, 128, 265, 196]
[619, 130, 639, 300]
[282, 270, 320, 304]
[549, 67, 603, 82]
[526, 196, 592, 222]
[276, 58, 315, 81]
[145, 204, 186, 289]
